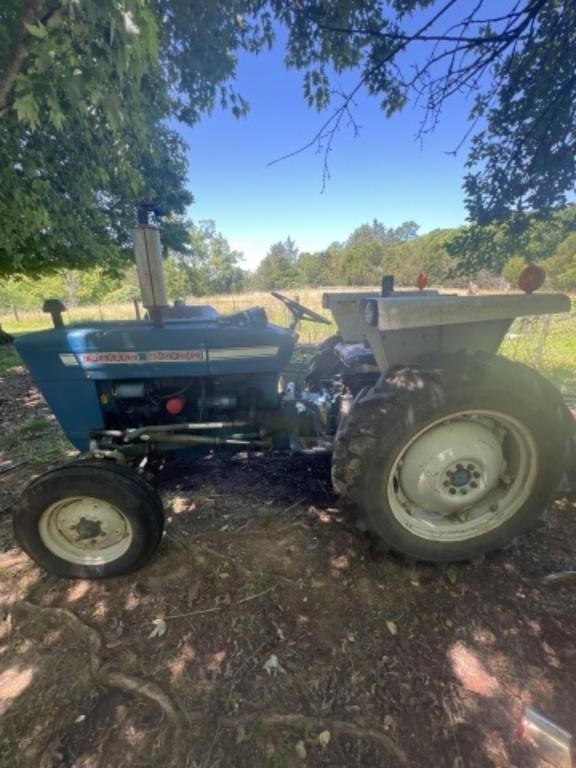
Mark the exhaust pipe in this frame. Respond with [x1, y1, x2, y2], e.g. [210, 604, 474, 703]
[133, 204, 169, 326]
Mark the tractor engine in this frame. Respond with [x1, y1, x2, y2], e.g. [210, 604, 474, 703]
[98, 375, 277, 430]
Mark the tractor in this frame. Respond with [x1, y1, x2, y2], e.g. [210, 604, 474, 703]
[12, 208, 575, 578]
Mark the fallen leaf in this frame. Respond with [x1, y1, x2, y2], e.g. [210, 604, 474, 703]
[446, 564, 459, 584]
[383, 714, 396, 732]
[330, 555, 350, 571]
[386, 620, 398, 636]
[317, 730, 331, 748]
[148, 618, 167, 639]
[294, 740, 307, 759]
[542, 571, 576, 584]
[263, 654, 286, 676]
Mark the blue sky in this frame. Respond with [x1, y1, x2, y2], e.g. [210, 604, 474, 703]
[180, 34, 475, 269]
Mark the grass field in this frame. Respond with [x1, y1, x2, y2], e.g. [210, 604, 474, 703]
[0, 289, 341, 340]
[2, 287, 574, 391]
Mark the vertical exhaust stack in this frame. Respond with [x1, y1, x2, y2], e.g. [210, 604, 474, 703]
[133, 204, 169, 326]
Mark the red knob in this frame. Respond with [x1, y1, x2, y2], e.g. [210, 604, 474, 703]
[166, 395, 186, 415]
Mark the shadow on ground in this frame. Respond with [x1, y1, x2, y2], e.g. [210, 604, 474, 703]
[0, 359, 575, 768]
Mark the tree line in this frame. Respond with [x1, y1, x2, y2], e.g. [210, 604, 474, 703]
[1, 1, 575, 280]
[1, 208, 574, 310]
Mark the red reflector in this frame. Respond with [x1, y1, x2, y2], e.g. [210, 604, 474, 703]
[518, 264, 546, 293]
[417, 273, 428, 290]
[166, 395, 186, 415]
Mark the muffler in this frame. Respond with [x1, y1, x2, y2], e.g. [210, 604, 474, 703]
[133, 204, 169, 325]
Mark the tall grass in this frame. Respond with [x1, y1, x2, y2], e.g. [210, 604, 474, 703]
[0, 288, 353, 341]
[2, 288, 574, 390]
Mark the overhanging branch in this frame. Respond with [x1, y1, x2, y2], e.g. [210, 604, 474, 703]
[0, 0, 67, 118]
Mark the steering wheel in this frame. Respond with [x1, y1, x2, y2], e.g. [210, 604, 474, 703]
[271, 291, 332, 330]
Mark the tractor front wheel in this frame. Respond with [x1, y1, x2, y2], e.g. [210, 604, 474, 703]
[14, 463, 164, 578]
[332, 352, 570, 562]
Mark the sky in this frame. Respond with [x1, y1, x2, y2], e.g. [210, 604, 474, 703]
[179, 30, 476, 270]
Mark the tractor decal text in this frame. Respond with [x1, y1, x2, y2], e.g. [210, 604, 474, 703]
[78, 350, 206, 365]
[146, 350, 206, 362]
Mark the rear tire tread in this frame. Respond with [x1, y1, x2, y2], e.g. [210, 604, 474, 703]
[332, 352, 569, 562]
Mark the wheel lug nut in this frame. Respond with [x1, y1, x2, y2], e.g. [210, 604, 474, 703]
[446, 470, 453, 477]
[443, 480, 450, 487]
[473, 472, 481, 479]
[460, 489, 468, 495]
[467, 464, 474, 471]
[449, 488, 457, 495]
[470, 481, 478, 489]
[456, 464, 464, 470]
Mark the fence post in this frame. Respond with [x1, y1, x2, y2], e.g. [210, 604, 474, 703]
[12, 304, 19, 322]
[532, 315, 551, 369]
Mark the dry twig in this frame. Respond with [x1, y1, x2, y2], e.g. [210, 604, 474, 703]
[13, 601, 184, 766]
[223, 713, 408, 765]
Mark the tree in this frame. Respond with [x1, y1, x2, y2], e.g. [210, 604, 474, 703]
[386, 228, 456, 286]
[346, 220, 419, 249]
[163, 220, 245, 297]
[0, 109, 193, 276]
[196, 221, 245, 294]
[269, 1, 576, 221]
[2, 1, 576, 279]
[334, 220, 421, 284]
[296, 246, 339, 287]
[544, 232, 576, 291]
[449, 205, 576, 275]
[253, 239, 300, 290]
[0, 1, 264, 276]
[501, 256, 527, 289]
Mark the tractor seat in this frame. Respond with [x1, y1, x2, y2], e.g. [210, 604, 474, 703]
[220, 307, 268, 328]
[164, 304, 219, 320]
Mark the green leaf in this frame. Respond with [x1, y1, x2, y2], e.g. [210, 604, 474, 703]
[446, 564, 459, 585]
[14, 92, 39, 127]
[25, 22, 48, 39]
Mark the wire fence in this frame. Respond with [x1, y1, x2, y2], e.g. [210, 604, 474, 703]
[500, 306, 576, 398]
[1, 292, 574, 396]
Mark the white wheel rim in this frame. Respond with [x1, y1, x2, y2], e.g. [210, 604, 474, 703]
[39, 496, 132, 565]
[386, 410, 538, 543]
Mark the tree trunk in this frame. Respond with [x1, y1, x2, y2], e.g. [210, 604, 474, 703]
[0, 0, 67, 118]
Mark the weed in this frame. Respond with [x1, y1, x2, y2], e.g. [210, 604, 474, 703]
[0, 417, 75, 464]
[264, 745, 289, 768]
[20, 416, 53, 436]
[242, 571, 273, 598]
[0, 345, 22, 376]
[258, 507, 278, 525]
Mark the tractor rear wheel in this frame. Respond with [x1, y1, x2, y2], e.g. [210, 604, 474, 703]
[14, 463, 164, 578]
[332, 352, 571, 562]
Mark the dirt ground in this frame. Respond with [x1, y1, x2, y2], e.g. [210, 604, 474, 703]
[1, 360, 575, 768]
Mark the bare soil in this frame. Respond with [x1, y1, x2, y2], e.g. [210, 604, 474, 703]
[1, 362, 575, 768]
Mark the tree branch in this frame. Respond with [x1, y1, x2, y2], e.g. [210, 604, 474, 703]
[0, 0, 44, 114]
[224, 713, 408, 765]
[270, 0, 461, 186]
[0, 0, 67, 118]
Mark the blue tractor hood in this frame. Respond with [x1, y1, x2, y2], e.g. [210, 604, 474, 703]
[15, 308, 295, 451]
